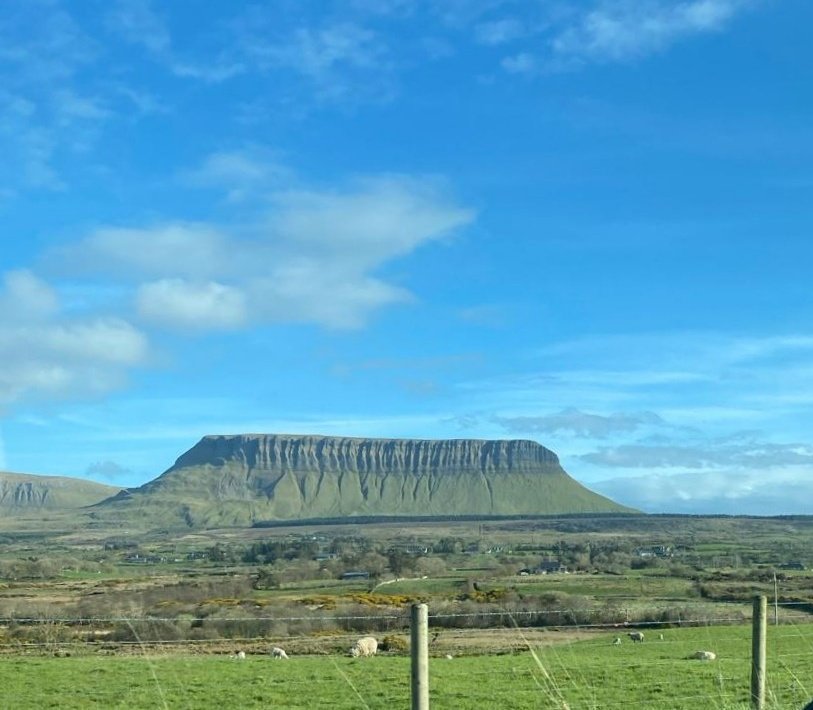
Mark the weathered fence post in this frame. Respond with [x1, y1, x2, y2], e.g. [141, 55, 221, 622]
[751, 595, 767, 710]
[411, 603, 429, 710]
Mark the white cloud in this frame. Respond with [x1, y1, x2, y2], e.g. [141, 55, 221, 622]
[0, 270, 59, 320]
[63, 223, 230, 279]
[248, 267, 411, 330]
[181, 149, 290, 201]
[31, 319, 147, 367]
[594, 467, 813, 514]
[136, 279, 248, 330]
[552, 0, 749, 63]
[56, 170, 475, 331]
[0, 271, 149, 408]
[271, 176, 472, 267]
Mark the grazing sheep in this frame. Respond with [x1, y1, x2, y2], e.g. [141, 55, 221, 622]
[691, 650, 716, 661]
[612, 637, 622, 646]
[271, 647, 289, 659]
[658, 634, 664, 641]
[229, 650, 246, 660]
[349, 636, 378, 658]
[628, 631, 645, 643]
[444, 654, 453, 660]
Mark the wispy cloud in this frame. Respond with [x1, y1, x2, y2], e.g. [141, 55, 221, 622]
[475, 18, 527, 46]
[106, 0, 170, 56]
[235, 16, 393, 102]
[106, 0, 244, 83]
[450, 330, 813, 514]
[551, 0, 751, 64]
[498, 408, 665, 439]
[581, 439, 813, 469]
[180, 148, 291, 202]
[0, 3, 95, 191]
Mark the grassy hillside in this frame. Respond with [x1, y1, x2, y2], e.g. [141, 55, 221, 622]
[0, 471, 122, 513]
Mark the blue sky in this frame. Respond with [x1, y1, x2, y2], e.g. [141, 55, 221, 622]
[1, 0, 811, 514]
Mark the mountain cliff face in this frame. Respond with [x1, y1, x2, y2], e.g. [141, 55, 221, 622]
[0, 471, 122, 512]
[102, 434, 632, 527]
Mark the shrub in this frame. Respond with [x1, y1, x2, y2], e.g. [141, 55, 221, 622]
[380, 634, 409, 654]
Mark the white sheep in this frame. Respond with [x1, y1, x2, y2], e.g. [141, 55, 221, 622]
[349, 636, 378, 657]
[271, 647, 289, 659]
[229, 650, 246, 660]
[444, 654, 454, 660]
[691, 650, 716, 661]
[628, 631, 644, 643]
[612, 637, 622, 646]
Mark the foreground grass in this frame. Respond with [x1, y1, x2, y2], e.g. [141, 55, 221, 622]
[1, 624, 812, 708]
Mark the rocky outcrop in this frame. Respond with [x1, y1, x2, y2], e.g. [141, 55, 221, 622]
[0, 472, 122, 512]
[102, 434, 632, 527]
[172, 434, 562, 475]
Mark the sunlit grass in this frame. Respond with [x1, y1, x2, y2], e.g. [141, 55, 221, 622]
[0, 623, 811, 709]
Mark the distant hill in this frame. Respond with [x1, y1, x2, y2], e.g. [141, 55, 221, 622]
[0, 471, 122, 512]
[97, 434, 635, 527]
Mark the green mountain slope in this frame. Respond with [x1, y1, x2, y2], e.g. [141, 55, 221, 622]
[98, 434, 635, 527]
[0, 471, 122, 512]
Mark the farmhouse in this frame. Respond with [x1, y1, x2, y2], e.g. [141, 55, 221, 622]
[341, 571, 371, 580]
[537, 560, 568, 574]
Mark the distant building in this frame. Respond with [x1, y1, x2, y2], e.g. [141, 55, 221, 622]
[634, 545, 673, 559]
[537, 560, 568, 574]
[341, 571, 370, 580]
[780, 561, 806, 570]
[518, 561, 568, 575]
[314, 553, 339, 562]
[388, 543, 432, 555]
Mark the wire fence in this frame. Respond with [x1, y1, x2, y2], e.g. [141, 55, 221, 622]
[0, 601, 812, 707]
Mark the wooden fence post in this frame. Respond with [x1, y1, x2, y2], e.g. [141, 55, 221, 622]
[751, 595, 767, 710]
[411, 603, 429, 710]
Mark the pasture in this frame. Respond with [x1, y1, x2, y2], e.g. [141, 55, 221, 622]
[2, 624, 813, 708]
[3, 514, 813, 706]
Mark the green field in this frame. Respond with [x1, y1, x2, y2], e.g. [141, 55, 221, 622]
[2, 514, 813, 706]
[2, 624, 812, 709]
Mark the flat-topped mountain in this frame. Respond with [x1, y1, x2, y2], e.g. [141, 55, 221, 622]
[100, 434, 633, 527]
[0, 471, 122, 512]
